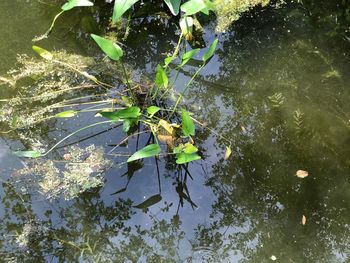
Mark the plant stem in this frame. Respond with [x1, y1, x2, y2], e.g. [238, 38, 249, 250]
[171, 64, 205, 116]
[42, 120, 112, 156]
[32, 10, 65, 42]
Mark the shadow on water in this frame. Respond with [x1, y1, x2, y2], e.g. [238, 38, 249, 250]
[0, 0, 350, 262]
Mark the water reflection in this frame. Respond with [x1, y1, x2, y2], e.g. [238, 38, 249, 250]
[0, 0, 350, 262]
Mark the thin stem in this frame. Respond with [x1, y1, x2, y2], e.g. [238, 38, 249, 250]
[171, 64, 205, 116]
[32, 10, 65, 42]
[42, 120, 112, 156]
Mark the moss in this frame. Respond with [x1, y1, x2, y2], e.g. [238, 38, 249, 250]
[214, 0, 276, 32]
[15, 145, 111, 200]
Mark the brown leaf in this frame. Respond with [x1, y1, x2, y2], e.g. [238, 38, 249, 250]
[63, 153, 72, 161]
[158, 134, 174, 149]
[296, 170, 308, 178]
[301, 215, 306, 225]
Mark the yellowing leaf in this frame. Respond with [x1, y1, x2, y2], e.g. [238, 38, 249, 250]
[224, 146, 232, 160]
[296, 170, 309, 178]
[32, 46, 53, 60]
[158, 119, 175, 136]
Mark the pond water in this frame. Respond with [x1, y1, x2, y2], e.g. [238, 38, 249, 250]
[0, 1, 349, 262]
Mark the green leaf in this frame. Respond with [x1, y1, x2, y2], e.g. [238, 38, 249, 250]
[179, 48, 200, 67]
[183, 143, 198, 154]
[180, 0, 211, 16]
[164, 0, 181, 16]
[14, 150, 42, 158]
[127, 144, 161, 162]
[133, 194, 162, 209]
[147, 106, 160, 118]
[121, 95, 133, 107]
[122, 117, 138, 133]
[155, 64, 168, 89]
[91, 34, 123, 61]
[61, 0, 93, 11]
[164, 56, 175, 67]
[181, 109, 195, 136]
[55, 110, 77, 118]
[112, 0, 139, 23]
[100, 106, 141, 121]
[202, 38, 218, 62]
[32, 46, 53, 60]
[176, 152, 201, 164]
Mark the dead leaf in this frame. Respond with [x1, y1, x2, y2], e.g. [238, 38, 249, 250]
[63, 153, 72, 161]
[158, 134, 174, 149]
[301, 215, 306, 225]
[296, 170, 309, 178]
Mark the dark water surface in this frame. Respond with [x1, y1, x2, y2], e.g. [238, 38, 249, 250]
[0, 1, 349, 262]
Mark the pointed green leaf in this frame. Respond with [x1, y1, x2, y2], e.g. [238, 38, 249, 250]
[164, 56, 175, 67]
[55, 110, 77, 118]
[179, 48, 200, 67]
[164, 0, 181, 16]
[133, 194, 162, 209]
[127, 144, 161, 162]
[181, 109, 195, 136]
[32, 46, 53, 60]
[62, 0, 93, 11]
[176, 152, 201, 164]
[147, 106, 160, 118]
[91, 34, 123, 61]
[183, 143, 198, 154]
[112, 0, 139, 23]
[202, 38, 218, 62]
[180, 0, 212, 16]
[14, 150, 42, 158]
[100, 106, 141, 121]
[155, 64, 168, 89]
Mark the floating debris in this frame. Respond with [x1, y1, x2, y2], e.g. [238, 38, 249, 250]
[295, 170, 309, 178]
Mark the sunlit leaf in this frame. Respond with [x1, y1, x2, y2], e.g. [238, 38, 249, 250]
[61, 0, 93, 11]
[127, 144, 161, 162]
[14, 150, 41, 158]
[179, 48, 200, 67]
[202, 38, 218, 62]
[147, 106, 160, 118]
[176, 152, 201, 164]
[133, 194, 162, 209]
[224, 146, 232, 160]
[296, 170, 308, 178]
[32, 46, 53, 60]
[181, 109, 195, 136]
[179, 17, 193, 40]
[112, 0, 139, 23]
[180, 0, 212, 16]
[155, 64, 168, 89]
[164, 0, 181, 15]
[183, 143, 198, 154]
[91, 34, 123, 61]
[100, 106, 141, 121]
[164, 56, 176, 67]
[55, 110, 77, 118]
